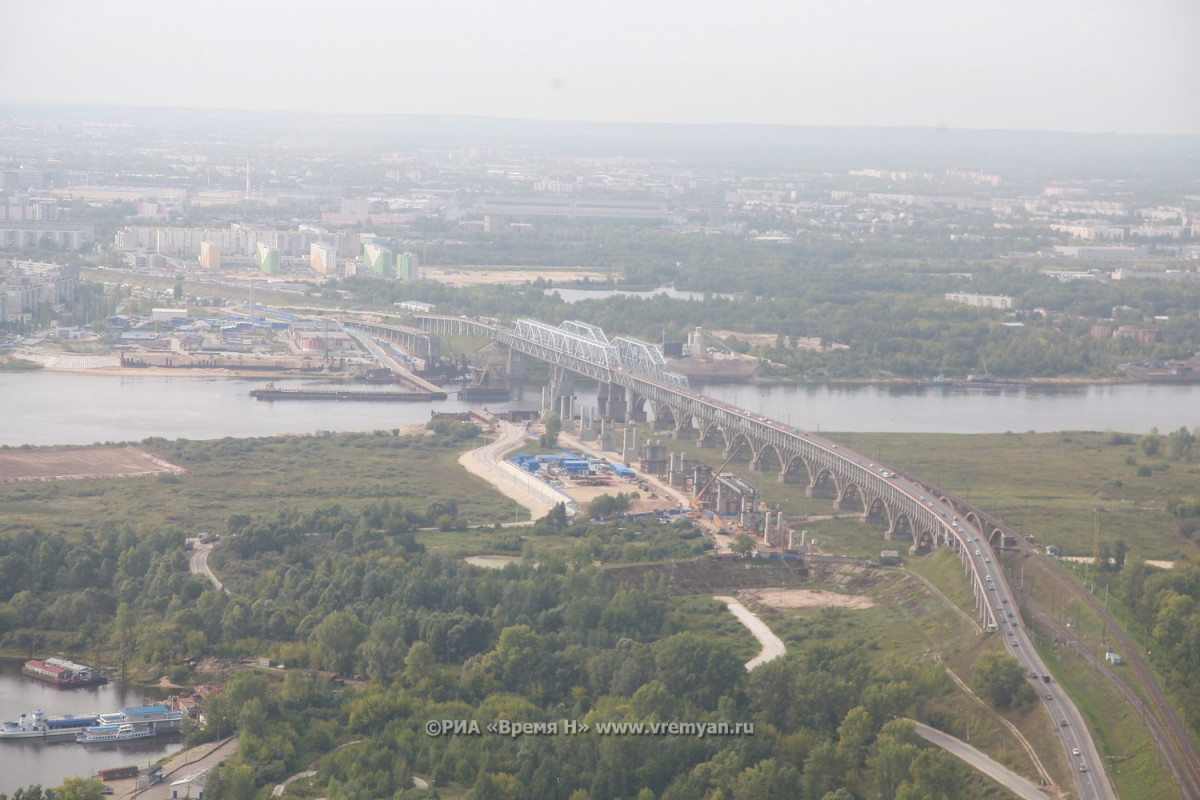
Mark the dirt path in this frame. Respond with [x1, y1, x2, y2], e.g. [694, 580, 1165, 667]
[714, 595, 786, 670]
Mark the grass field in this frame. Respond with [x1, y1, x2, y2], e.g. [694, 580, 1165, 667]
[0, 431, 525, 539]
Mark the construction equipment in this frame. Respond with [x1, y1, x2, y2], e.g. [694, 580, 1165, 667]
[689, 442, 744, 510]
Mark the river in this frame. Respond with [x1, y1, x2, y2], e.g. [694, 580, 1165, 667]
[0, 660, 181, 794]
[1, 372, 1196, 447]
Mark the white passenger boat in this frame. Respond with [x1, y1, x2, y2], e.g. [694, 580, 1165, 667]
[76, 722, 155, 743]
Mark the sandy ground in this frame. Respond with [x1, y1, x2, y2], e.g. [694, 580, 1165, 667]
[1060, 554, 1174, 570]
[714, 595, 787, 670]
[422, 266, 611, 287]
[738, 587, 876, 610]
[0, 445, 186, 482]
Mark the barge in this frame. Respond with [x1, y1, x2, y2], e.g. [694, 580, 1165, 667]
[22, 658, 108, 688]
[458, 386, 511, 402]
[251, 382, 447, 402]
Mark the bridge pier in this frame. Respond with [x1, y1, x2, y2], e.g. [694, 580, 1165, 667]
[806, 484, 832, 499]
[778, 470, 803, 484]
[597, 383, 626, 422]
[673, 424, 695, 440]
[506, 348, 525, 378]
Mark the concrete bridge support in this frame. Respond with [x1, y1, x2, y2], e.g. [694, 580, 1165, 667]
[506, 348, 526, 379]
[597, 383, 627, 422]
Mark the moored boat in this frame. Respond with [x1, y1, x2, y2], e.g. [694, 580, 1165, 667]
[22, 658, 108, 688]
[97, 704, 184, 731]
[76, 722, 155, 743]
[0, 709, 100, 739]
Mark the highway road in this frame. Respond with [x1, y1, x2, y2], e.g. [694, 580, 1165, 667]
[797, 434, 1117, 800]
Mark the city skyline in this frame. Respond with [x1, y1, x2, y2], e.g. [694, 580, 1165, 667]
[3, 0, 1199, 136]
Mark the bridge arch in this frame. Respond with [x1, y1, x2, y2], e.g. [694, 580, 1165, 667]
[887, 512, 914, 542]
[779, 452, 811, 485]
[865, 496, 892, 527]
[835, 481, 866, 512]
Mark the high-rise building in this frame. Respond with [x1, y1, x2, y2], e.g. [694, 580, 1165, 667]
[255, 242, 280, 274]
[398, 251, 420, 282]
[363, 242, 395, 278]
[199, 242, 221, 270]
[340, 197, 371, 216]
[311, 242, 337, 275]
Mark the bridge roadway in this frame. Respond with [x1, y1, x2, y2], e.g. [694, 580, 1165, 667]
[416, 314, 1117, 800]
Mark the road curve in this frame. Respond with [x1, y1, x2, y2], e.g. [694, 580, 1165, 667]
[188, 543, 225, 592]
[912, 721, 1052, 800]
[458, 420, 566, 521]
[713, 595, 786, 671]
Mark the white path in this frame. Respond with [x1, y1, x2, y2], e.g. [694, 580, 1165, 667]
[714, 595, 786, 671]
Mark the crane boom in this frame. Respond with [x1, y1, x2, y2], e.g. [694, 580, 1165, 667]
[689, 442, 744, 509]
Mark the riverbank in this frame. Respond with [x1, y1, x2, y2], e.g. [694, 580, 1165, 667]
[9, 356, 1155, 387]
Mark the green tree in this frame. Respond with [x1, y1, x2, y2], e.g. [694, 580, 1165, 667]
[866, 720, 921, 800]
[541, 413, 562, 448]
[52, 777, 105, 800]
[908, 747, 966, 800]
[972, 651, 1031, 710]
[310, 610, 368, 675]
[1168, 426, 1195, 461]
[652, 632, 743, 709]
[731, 534, 756, 557]
[541, 501, 570, 529]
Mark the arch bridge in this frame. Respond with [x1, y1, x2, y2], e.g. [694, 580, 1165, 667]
[417, 314, 1001, 629]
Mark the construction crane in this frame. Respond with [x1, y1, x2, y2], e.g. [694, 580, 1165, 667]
[689, 442, 744, 510]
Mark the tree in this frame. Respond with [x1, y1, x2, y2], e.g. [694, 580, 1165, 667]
[731, 534, 756, 558]
[1167, 426, 1195, 462]
[542, 413, 562, 448]
[541, 501, 570, 529]
[972, 651, 1031, 710]
[652, 632, 744, 709]
[310, 610, 368, 675]
[1114, 539, 1128, 569]
[52, 778, 104, 800]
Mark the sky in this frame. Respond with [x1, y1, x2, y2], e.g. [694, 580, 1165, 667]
[3, 0, 1199, 135]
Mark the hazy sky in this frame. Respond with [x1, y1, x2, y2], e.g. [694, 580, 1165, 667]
[4, 0, 1198, 135]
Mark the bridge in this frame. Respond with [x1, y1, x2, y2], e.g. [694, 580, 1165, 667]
[424, 319, 975, 537]
[415, 314, 1115, 798]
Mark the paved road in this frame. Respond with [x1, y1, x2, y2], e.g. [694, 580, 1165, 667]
[913, 721, 1051, 800]
[458, 420, 567, 521]
[187, 544, 224, 592]
[713, 595, 786, 671]
[1017, 567, 1200, 800]
[111, 737, 237, 800]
